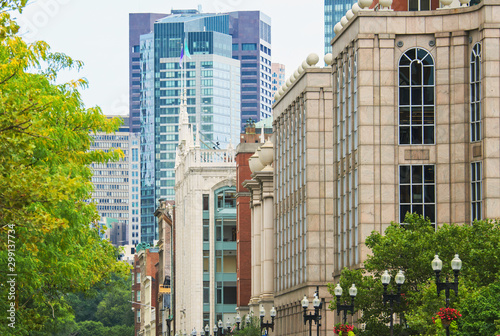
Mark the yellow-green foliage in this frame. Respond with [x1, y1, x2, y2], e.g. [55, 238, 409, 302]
[0, 3, 130, 334]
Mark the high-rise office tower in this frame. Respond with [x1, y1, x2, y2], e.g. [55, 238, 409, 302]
[130, 13, 168, 244]
[324, 0, 358, 54]
[229, 11, 273, 128]
[130, 13, 168, 133]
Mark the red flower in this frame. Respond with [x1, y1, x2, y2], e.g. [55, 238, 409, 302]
[434, 307, 461, 323]
[334, 324, 354, 334]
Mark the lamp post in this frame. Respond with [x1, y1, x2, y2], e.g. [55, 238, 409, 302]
[235, 312, 241, 330]
[432, 254, 462, 336]
[191, 328, 197, 336]
[334, 283, 357, 324]
[301, 286, 323, 336]
[259, 305, 276, 335]
[213, 324, 218, 336]
[217, 319, 223, 336]
[204, 325, 210, 336]
[381, 270, 405, 336]
[245, 311, 252, 328]
[200, 328, 205, 336]
[226, 318, 232, 334]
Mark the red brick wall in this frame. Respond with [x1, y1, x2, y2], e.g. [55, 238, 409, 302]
[236, 151, 254, 307]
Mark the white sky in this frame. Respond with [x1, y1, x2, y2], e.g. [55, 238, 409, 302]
[14, 0, 324, 116]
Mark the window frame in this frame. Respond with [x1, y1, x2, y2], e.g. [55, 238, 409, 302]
[399, 164, 436, 226]
[470, 43, 482, 143]
[471, 161, 482, 221]
[398, 47, 435, 145]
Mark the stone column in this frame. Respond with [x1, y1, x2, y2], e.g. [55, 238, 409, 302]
[255, 168, 274, 299]
[243, 179, 262, 313]
[481, 26, 500, 219]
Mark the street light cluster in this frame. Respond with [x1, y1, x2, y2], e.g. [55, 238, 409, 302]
[184, 254, 462, 336]
[187, 311, 253, 336]
[330, 254, 462, 336]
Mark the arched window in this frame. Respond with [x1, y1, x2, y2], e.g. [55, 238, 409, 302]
[399, 48, 435, 145]
[470, 43, 481, 142]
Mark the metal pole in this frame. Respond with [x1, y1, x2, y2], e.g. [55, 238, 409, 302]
[389, 300, 394, 336]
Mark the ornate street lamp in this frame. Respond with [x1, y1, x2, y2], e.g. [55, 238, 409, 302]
[432, 254, 462, 336]
[259, 305, 276, 334]
[381, 270, 405, 336]
[213, 324, 218, 336]
[226, 318, 232, 334]
[191, 328, 197, 336]
[204, 324, 210, 336]
[334, 283, 357, 324]
[245, 312, 252, 327]
[200, 327, 205, 336]
[217, 319, 223, 336]
[301, 286, 323, 336]
[235, 312, 241, 330]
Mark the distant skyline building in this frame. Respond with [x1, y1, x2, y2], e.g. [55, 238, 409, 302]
[271, 63, 285, 103]
[89, 116, 141, 248]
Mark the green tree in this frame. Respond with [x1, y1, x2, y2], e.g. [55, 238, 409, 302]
[232, 316, 262, 336]
[328, 214, 500, 335]
[95, 277, 134, 327]
[0, 2, 130, 334]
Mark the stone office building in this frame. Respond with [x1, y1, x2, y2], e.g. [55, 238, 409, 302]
[329, 0, 500, 277]
[269, 0, 500, 334]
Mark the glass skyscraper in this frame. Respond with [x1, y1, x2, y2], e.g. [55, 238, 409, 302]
[324, 0, 358, 54]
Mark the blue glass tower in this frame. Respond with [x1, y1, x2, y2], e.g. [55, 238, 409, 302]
[324, 0, 358, 54]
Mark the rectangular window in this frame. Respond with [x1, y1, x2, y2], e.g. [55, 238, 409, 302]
[132, 148, 138, 162]
[203, 219, 209, 242]
[399, 165, 435, 225]
[203, 251, 209, 273]
[203, 281, 210, 304]
[241, 43, 257, 51]
[471, 162, 482, 221]
[232, 43, 238, 51]
[408, 0, 430, 10]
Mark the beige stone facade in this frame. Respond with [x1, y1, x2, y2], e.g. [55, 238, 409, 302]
[330, 0, 500, 280]
[269, 1, 500, 333]
[272, 68, 335, 336]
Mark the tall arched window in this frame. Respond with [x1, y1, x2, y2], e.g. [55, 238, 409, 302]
[470, 43, 481, 142]
[399, 48, 435, 145]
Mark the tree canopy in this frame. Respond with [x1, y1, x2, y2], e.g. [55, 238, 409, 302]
[0, 2, 129, 334]
[328, 214, 500, 335]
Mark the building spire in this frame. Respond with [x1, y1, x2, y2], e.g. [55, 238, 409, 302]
[178, 88, 190, 152]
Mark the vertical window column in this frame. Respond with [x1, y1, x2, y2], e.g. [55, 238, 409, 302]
[470, 43, 482, 142]
[471, 162, 482, 221]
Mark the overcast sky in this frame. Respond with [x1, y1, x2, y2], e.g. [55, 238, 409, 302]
[14, 0, 324, 116]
